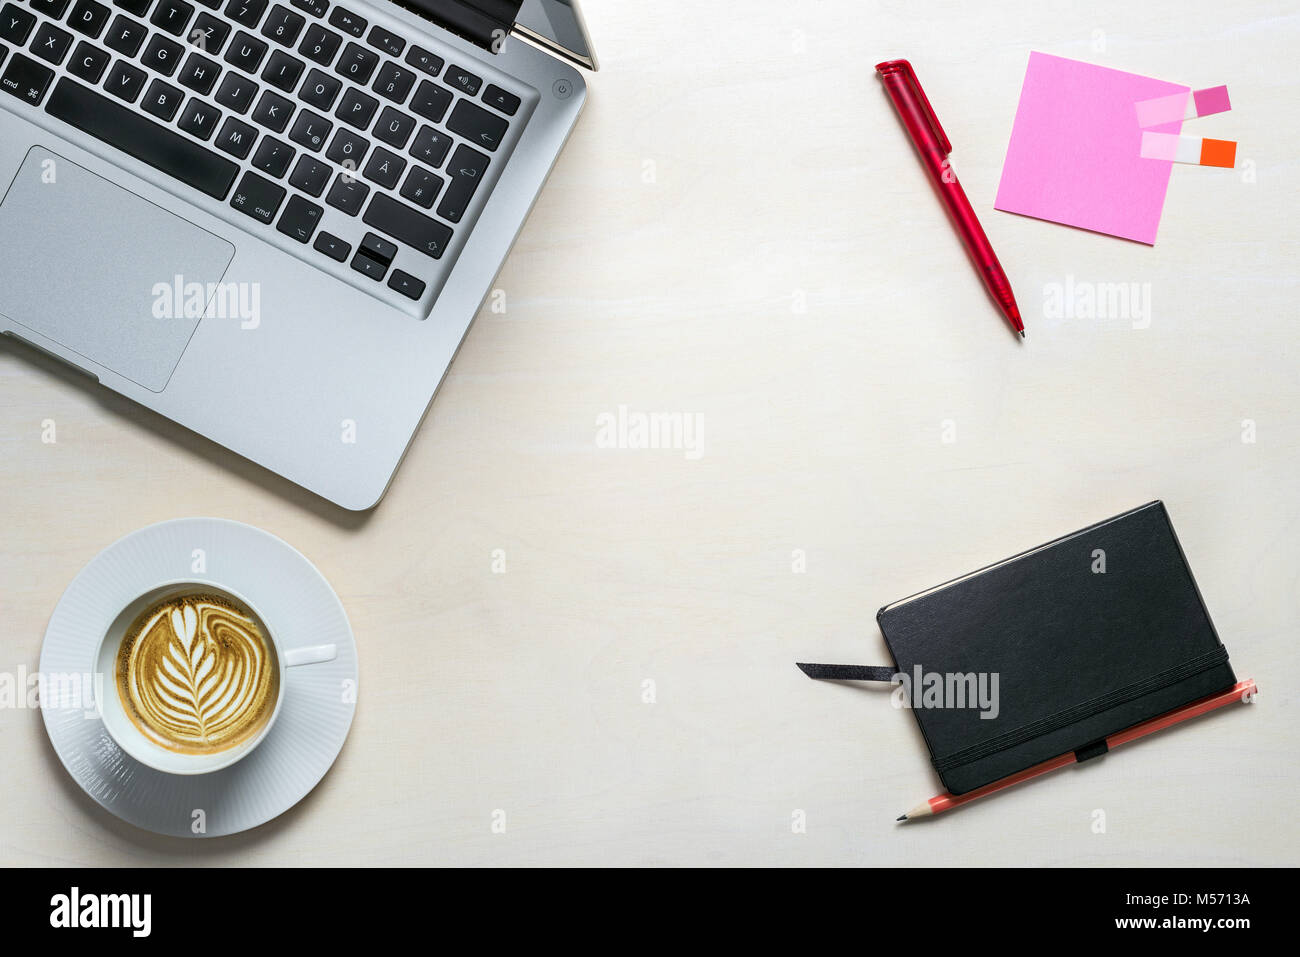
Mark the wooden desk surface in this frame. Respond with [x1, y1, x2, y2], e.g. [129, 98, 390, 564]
[3, 0, 1296, 865]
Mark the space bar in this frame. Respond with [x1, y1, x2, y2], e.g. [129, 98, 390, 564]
[45, 79, 239, 200]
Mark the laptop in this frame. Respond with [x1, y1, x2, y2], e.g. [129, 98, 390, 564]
[0, 0, 595, 509]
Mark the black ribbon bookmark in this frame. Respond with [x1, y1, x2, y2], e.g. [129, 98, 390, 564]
[795, 662, 896, 682]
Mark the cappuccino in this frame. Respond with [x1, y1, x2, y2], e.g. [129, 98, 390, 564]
[116, 592, 278, 755]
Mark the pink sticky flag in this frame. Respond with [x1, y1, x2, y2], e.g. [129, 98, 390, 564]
[1136, 86, 1232, 127]
[995, 52, 1189, 245]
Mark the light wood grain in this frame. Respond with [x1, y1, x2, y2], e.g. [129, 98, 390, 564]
[2, 0, 1297, 865]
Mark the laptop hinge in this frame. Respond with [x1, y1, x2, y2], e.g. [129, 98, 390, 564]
[389, 0, 523, 51]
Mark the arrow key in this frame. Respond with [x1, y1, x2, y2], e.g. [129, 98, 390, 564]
[387, 269, 424, 301]
[313, 230, 351, 262]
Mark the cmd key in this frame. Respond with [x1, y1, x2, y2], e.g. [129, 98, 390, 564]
[229, 169, 285, 222]
[1, 52, 54, 105]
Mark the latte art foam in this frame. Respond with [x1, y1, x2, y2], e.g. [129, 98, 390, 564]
[116, 594, 279, 755]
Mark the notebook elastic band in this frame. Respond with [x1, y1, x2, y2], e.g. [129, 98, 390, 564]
[932, 645, 1230, 773]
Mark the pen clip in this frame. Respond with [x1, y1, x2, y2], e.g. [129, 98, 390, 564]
[888, 59, 952, 157]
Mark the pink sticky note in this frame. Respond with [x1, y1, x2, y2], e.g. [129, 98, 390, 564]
[994, 53, 1189, 244]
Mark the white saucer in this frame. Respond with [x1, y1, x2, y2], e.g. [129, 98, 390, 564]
[39, 518, 358, 838]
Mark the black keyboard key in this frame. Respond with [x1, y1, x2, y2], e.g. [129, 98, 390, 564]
[0, 4, 35, 46]
[403, 45, 440, 77]
[350, 248, 386, 279]
[104, 14, 146, 56]
[261, 48, 301, 89]
[314, 230, 351, 260]
[31, 23, 73, 66]
[229, 169, 284, 222]
[313, 230, 349, 261]
[364, 193, 451, 259]
[371, 59, 412, 103]
[261, 4, 303, 46]
[289, 0, 325, 17]
[324, 125, 365, 166]
[141, 33, 184, 75]
[409, 79, 449, 123]
[287, 106, 328, 149]
[45, 78, 238, 197]
[112, 0, 151, 13]
[438, 143, 488, 223]
[66, 40, 109, 81]
[250, 87, 292, 129]
[224, 0, 265, 28]
[188, 12, 228, 54]
[1, 43, 8, 69]
[30, 0, 71, 18]
[177, 95, 221, 138]
[444, 63, 479, 96]
[105, 60, 146, 101]
[334, 84, 374, 128]
[399, 164, 442, 208]
[224, 29, 267, 72]
[362, 145, 403, 188]
[276, 193, 321, 242]
[447, 98, 507, 152]
[68, 0, 111, 39]
[288, 152, 329, 195]
[482, 83, 519, 116]
[177, 50, 219, 92]
[297, 22, 337, 64]
[325, 171, 366, 214]
[141, 76, 183, 118]
[373, 105, 414, 148]
[150, 0, 194, 37]
[214, 115, 256, 156]
[326, 5, 362, 36]
[0, 51, 52, 104]
[409, 124, 450, 167]
[250, 134, 293, 176]
[359, 231, 395, 262]
[366, 23, 400, 56]
[192, 0, 219, 9]
[298, 66, 337, 107]
[387, 268, 424, 300]
[213, 70, 256, 111]
[333, 40, 374, 83]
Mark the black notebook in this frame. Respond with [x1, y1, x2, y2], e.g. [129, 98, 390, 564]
[873, 501, 1235, 795]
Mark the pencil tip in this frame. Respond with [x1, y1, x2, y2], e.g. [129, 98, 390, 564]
[896, 814, 907, 822]
[1019, 330, 1026, 339]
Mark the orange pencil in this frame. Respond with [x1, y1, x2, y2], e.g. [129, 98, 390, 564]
[898, 678, 1257, 821]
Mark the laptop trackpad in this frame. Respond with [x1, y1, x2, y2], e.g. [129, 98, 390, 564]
[0, 147, 235, 392]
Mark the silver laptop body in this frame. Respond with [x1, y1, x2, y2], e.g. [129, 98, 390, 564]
[0, 0, 595, 509]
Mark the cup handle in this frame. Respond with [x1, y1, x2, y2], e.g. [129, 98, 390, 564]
[283, 644, 338, 667]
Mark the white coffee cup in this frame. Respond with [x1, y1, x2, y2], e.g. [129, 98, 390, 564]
[93, 580, 336, 775]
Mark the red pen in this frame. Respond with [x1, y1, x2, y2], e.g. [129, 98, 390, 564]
[876, 59, 1025, 339]
[898, 678, 1258, 820]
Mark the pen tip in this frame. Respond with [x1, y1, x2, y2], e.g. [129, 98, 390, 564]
[1019, 330, 1026, 339]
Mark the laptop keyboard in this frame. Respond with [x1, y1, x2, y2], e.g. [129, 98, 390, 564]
[0, 0, 526, 310]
